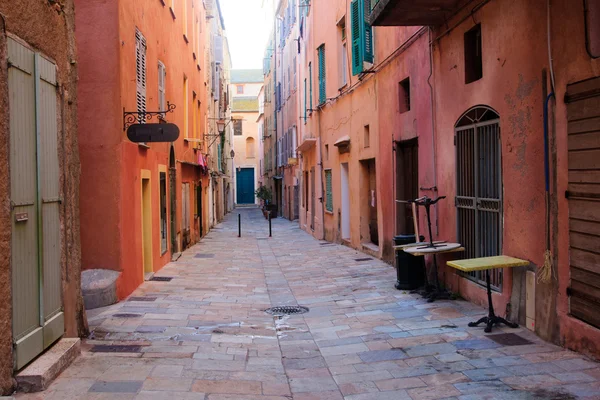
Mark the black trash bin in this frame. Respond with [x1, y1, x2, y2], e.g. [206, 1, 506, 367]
[394, 234, 425, 290]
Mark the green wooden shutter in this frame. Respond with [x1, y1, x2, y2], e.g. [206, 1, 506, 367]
[217, 143, 222, 171]
[309, 62, 313, 111]
[325, 170, 333, 212]
[304, 78, 307, 122]
[362, 0, 374, 63]
[351, 0, 373, 75]
[318, 45, 326, 105]
[351, 0, 363, 75]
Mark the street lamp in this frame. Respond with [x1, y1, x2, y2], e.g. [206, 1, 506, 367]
[216, 119, 226, 134]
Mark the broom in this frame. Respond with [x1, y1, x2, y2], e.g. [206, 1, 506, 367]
[538, 92, 554, 284]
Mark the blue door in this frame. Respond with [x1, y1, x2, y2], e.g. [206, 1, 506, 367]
[236, 168, 255, 204]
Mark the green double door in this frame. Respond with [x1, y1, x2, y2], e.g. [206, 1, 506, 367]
[236, 168, 255, 204]
[8, 38, 63, 370]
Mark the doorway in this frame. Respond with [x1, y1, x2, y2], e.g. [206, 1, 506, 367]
[197, 183, 203, 237]
[236, 167, 255, 204]
[141, 172, 153, 277]
[341, 163, 350, 240]
[310, 167, 316, 230]
[455, 106, 502, 289]
[169, 147, 178, 254]
[360, 158, 378, 246]
[395, 139, 419, 235]
[9, 39, 64, 369]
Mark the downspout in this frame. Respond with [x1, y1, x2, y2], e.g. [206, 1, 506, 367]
[427, 27, 439, 236]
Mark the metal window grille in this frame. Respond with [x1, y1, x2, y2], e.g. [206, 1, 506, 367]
[455, 107, 503, 290]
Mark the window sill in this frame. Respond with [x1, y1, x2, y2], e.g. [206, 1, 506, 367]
[339, 83, 348, 91]
[169, 7, 176, 19]
[325, 210, 334, 215]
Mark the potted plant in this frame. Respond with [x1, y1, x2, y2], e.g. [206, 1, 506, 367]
[255, 186, 276, 219]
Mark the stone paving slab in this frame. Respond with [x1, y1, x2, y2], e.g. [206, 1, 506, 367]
[14, 208, 600, 399]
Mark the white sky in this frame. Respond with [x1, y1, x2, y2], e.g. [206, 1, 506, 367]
[219, 0, 274, 69]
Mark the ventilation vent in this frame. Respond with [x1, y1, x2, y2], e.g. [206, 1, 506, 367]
[265, 306, 309, 316]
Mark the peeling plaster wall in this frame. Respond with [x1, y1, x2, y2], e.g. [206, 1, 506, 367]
[0, 0, 85, 394]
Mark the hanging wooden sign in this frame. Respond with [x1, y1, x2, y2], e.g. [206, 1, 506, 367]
[127, 123, 180, 143]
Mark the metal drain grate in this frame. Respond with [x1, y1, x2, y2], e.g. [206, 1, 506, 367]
[487, 333, 532, 346]
[150, 276, 173, 282]
[195, 253, 215, 258]
[112, 313, 142, 318]
[128, 296, 157, 302]
[265, 306, 309, 316]
[355, 258, 373, 262]
[90, 345, 141, 353]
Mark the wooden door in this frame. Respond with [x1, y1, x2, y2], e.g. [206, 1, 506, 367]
[9, 38, 63, 370]
[565, 77, 600, 328]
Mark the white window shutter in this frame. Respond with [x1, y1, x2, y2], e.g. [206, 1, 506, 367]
[135, 29, 147, 119]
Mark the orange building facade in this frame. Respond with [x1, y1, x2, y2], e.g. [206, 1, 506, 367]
[76, 0, 223, 299]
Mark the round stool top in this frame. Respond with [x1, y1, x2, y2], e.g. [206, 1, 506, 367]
[404, 242, 462, 255]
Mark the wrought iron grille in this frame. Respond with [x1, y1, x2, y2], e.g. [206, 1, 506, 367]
[455, 107, 502, 290]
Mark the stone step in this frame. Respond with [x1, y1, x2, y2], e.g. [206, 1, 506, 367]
[16, 338, 80, 393]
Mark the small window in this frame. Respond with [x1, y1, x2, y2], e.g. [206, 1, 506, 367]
[399, 78, 410, 113]
[464, 24, 483, 84]
[317, 45, 326, 105]
[325, 144, 329, 160]
[234, 119, 243, 135]
[236, 85, 244, 94]
[325, 169, 333, 212]
[158, 61, 166, 113]
[364, 125, 370, 148]
[586, 0, 600, 58]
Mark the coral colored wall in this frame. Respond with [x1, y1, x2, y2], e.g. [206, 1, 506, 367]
[77, 0, 208, 299]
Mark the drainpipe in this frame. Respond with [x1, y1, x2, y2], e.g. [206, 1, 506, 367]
[427, 27, 439, 236]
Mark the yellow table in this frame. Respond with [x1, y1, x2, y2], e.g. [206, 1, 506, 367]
[447, 256, 529, 332]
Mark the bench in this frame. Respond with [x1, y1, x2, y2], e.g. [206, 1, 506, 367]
[446, 255, 529, 333]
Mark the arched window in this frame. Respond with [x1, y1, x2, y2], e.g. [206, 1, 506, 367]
[246, 137, 255, 158]
[455, 106, 503, 290]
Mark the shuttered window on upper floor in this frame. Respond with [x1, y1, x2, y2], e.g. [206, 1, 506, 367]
[158, 61, 166, 113]
[586, 0, 600, 58]
[325, 169, 333, 212]
[136, 29, 147, 119]
[317, 45, 326, 105]
[351, 0, 374, 76]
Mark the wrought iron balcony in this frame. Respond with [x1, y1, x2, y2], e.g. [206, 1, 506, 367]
[370, 0, 463, 26]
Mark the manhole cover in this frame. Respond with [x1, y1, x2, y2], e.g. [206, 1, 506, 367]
[265, 306, 309, 316]
[90, 345, 141, 353]
[112, 313, 142, 318]
[150, 276, 173, 282]
[487, 333, 532, 346]
[195, 254, 215, 258]
[128, 296, 156, 302]
[355, 258, 373, 262]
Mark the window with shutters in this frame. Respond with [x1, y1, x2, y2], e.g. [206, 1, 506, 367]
[183, 0, 188, 39]
[325, 169, 333, 212]
[158, 61, 166, 115]
[183, 76, 189, 138]
[351, 0, 374, 76]
[317, 45, 326, 105]
[304, 78, 307, 123]
[309, 62, 313, 111]
[585, 0, 600, 58]
[338, 17, 348, 87]
[293, 58, 297, 90]
[136, 29, 147, 122]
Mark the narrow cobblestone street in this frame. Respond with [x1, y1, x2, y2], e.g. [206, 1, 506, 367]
[16, 208, 600, 399]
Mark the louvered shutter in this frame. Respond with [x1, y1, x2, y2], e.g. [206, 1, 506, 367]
[136, 29, 147, 120]
[351, 0, 362, 75]
[362, 0, 374, 63]
[158, 61, 166, 112]
[214, 35, 223, 64]
[304, 78, 307, 121]
[214, 64, 220, 102]
[325, 170, 333, 212]
[309, 63, 313, 110]
[318, 45, 326, 105]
